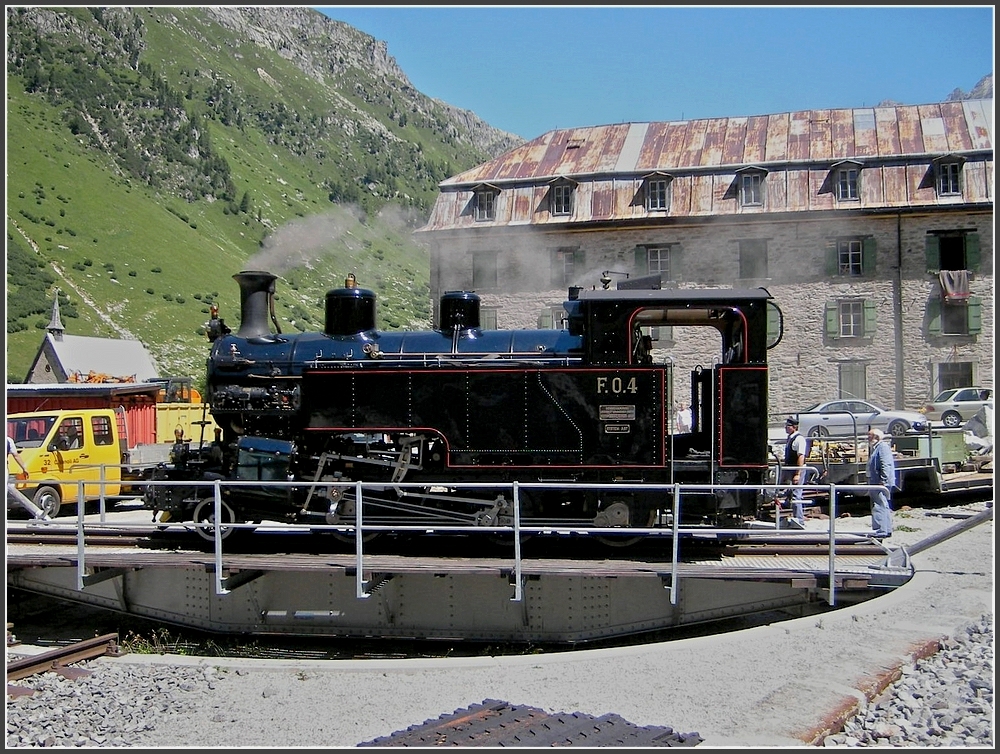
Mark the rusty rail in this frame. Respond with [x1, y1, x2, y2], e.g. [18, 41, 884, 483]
[6, 633, 121, 683]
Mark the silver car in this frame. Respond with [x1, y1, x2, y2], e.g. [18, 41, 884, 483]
[795, 399, 929, 438]
[920, 387, 993, 428]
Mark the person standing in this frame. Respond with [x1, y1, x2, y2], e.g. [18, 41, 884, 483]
[674, 402, 692, 434]
[6, 434, 49, 521]
[866, 428, 896, 539]
[781, 416, 808, 527]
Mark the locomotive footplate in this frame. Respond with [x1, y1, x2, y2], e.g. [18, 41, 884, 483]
[6, 542, 906, 643]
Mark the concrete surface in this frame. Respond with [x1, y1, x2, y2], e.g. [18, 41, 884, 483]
[31, 497, 985, 748]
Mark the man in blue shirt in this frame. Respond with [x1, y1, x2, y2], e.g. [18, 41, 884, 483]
[866, 428, 896, 539]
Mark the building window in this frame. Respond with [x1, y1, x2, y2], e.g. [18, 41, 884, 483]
[537, 305, 567, 329]
[635, 244, 675, 281]
[936, 361, 974, 392]
[472, 250, 497, 289]
[551, 183, 573, 215]
[646, 178, 670, 211]
[739, 173, 763, 206]
[942, 303, 968, 335]
[827, 237, 875, 277]
[928, 296, 982, 337]
[926, 231, 980, 272]
[836, 167, 859, 201]
[479, 306, 498, 330]
[647, 245, 671, 278]
[936, 162, 961, 196]
[838, 300, 864, 337]
[474, 188, 496, 221]
[838, 362, 867, 401]
[550, 247, 581, 287]
[837, 239, 863, 276]
[738, 239, 767, 279]
[825, 299, 876, 339]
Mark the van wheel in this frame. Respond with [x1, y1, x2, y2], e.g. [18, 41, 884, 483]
[33, 486, 61, 518]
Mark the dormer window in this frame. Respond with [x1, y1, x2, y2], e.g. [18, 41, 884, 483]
[832, 160, 862, 201]
[644, 172, 672, 212]
[548, 177, 576, 216]
[473, 184, 499, 221]
[933, 155, 964, 196]
[736, 167, 766, 207]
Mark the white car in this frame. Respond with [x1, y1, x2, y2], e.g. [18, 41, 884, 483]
[795, 399, 929, 438]
[919, 387, 993, 428]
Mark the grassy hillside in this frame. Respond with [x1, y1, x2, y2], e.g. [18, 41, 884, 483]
[5, 7, 518, 385]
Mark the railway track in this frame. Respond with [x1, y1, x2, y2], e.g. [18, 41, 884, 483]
[6, 633, 121, 685]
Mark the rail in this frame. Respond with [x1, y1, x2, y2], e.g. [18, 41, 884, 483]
[52, 475, 895, 611]
[6, 633, 121, 683]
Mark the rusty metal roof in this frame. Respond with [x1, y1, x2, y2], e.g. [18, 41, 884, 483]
[444, 100, 992, 185]
[358, 698, 703, 747]
[420, 100, 992, 231]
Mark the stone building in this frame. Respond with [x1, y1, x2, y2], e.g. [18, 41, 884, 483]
[416, 99, 993, 419]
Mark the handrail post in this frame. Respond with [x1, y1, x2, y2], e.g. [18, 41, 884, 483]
[827, 484, 838, 606]
[668, 483, 680, 605]
[214, 479, 228, 595]
[76, 480, 86, 589]
[511, 481, 522, 602]
[98, 464, 108, 523]
[355, 480, 368, 599]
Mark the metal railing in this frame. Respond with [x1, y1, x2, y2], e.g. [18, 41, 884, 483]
[49, 475, 896, 612]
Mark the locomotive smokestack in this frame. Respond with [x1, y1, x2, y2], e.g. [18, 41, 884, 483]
[233, 270, 277, 339]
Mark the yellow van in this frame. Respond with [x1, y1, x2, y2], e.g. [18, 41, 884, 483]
[6, 409, 124, 517]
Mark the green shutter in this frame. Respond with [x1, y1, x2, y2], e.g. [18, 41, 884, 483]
[968, 296, 982, 334]
[965, 233, 981, 271]
[824, 302, 839, 338]
[824, 242, 838, 276]
[862, 237, 877, 276]
[573, 250, 585, 269]
[927, 298, 942, 336]
[671, 244, 682, 281]
[925, 234, 941, 273]
[634, 245, 647, 274]
[863, 299, 877, 336]
[538, 309, 553, 329]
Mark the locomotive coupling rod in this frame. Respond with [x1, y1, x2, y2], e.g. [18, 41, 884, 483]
[6, 633, 121, 683]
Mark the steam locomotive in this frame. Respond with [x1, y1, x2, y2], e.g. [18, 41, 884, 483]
[145, 270, 783, 542]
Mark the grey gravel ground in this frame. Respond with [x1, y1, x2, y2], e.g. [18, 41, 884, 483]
[6, 500, 994, 748]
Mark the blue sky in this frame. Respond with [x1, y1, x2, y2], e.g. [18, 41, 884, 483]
[316, 5, 994, 140]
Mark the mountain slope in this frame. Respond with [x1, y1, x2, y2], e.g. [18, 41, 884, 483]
[5, 6, 522, 384]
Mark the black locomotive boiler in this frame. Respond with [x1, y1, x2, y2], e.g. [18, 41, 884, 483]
[145, 270, 783, 541]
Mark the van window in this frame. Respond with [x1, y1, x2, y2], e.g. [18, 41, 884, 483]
[91, 415, 115, 446]
[7, 416, 57, 449]
[56, 418, 85, 450]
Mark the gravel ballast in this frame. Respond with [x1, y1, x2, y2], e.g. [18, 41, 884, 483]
[6, 501, 993, 748]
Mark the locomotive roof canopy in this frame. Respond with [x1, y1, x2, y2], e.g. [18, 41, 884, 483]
[575, 287, 773, 305]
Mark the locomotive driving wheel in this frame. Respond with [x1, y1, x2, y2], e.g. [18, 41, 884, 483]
[191, 497, 239, 542]
[593, 498, 656, 548]
[322, 496, 380, 544]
